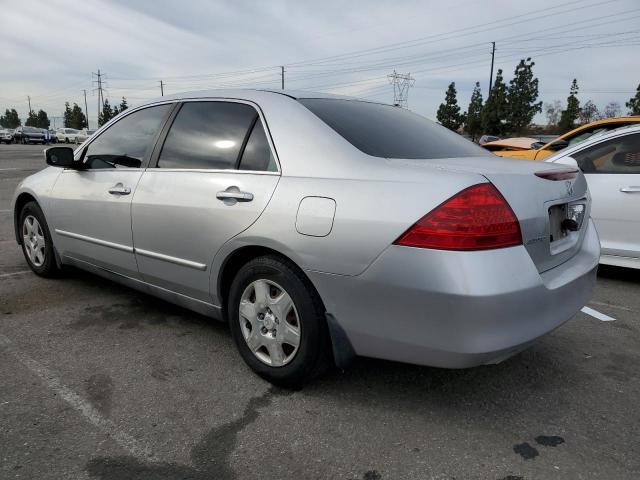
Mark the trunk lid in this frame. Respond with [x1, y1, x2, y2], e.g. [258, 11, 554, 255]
[388, 156, 591, 273]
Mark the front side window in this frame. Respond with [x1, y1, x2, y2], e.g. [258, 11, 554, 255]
[572, 133, 640, 174]
[299, 98, 486, 159]
[83, 104, 171, 169]
[158, 101, 257, 170]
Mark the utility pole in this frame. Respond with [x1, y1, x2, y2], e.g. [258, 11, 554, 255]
[92, 69, 105, 125]
[27, 96, 32, 115]
[488, 42, 496, 95]
[83, 90, 89, 128]
[387, 70, 415, 109]
[281, 66, 285, 90]
[160, 80, 164, 96]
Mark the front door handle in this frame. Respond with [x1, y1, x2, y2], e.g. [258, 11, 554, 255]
[108, 183, 131, 195]
[216, 188, 254, 203]
[620, 186, 640, 193]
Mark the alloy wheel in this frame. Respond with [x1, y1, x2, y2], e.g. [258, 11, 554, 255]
[22, 215, 46, 267]
[239, 279, 301, 367]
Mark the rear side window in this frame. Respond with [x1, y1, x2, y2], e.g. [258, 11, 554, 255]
[239, 120, 277, 172]
[299, 98, 486, 159]
[572, 133, 640, 174]
[158, 101, 257, 170]
[83, 104, 171, 169]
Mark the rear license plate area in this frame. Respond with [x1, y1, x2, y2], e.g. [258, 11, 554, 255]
[549, 202, 585, 243]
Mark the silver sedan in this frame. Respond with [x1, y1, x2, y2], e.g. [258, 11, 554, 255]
[11, 90, 599, 385]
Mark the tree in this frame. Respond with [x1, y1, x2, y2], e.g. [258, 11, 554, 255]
[36, 109, 51, 129]
[436, 82, 464, 131]
[70, 103, 87, 129]
[25, 110, 38, 127]
[626, 84, 640, 115]
[118, 97, 128, 113]
[63, 102, 73, 128]
[464, 82, 483, 141]
[602, 101, 621, 118]
[0, 108, 21, 128]
[558, 79, 580, 133]
[544, 100, 562, 128]
[482, 69, 509, 136]
[579, 100, 600, 124]
[98, 99, 115, 127]
[506, 58, 542, 134]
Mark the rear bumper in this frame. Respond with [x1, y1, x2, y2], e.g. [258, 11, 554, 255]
[309, 218, 600, 368]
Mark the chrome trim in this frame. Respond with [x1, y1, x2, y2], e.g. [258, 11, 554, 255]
[145, 168, 279, 175]
[135, 248, 207, 271]
[55, 229, 134, 253]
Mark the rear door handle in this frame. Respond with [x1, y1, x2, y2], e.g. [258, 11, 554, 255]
[620, 186, 640, 193]
[216, 189, 254, 202]
[108, 183, 131, 195]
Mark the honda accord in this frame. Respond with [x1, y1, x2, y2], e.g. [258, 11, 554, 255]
[11, 90, 599, 385]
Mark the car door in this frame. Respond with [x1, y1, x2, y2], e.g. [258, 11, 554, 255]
[571, 131, 640, 259]
[49, 103, 174, 277]
[131, 100, 280, 303]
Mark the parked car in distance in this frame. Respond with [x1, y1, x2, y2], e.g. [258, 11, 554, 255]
[545, 124, 640, 269]
[481, 137, 543, 152]
[75, 128, 96, 144]
[0, 127, 14, 144]
[483, 117, 640, 160]
[478, 134, 500, 145]
[14, 126, 45, 144]
[56, 128, 80, 144]
[11, 89, 599, 385]
[48, 129, 58, 143]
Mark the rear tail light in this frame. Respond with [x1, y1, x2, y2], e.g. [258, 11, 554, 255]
[394, 183, 522, 251]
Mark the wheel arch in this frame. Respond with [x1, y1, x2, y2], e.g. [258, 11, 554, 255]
[216, 244, 356, 368]
[13, 192, 38, 245]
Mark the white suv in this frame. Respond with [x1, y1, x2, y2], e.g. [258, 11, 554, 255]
[56, 128, 80, 144]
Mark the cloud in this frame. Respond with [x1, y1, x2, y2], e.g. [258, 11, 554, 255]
[1, 0, 639, 125]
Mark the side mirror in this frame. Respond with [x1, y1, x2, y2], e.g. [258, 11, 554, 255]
[546, 139, 569, 151]
[555, 156, 579, 168]
[45, 146, 75, 168]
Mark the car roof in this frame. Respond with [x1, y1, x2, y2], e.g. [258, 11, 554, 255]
[137, 88, 389, 108]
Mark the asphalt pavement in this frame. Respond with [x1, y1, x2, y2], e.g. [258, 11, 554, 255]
[1, 143, 639, 479]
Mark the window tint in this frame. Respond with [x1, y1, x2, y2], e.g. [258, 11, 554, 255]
[572, 133, 640, 174]
[158, 102, 257, 170]
[299, 98, 486, 159]
[239, 120, 277, 171]
[83, 104, 171, 169]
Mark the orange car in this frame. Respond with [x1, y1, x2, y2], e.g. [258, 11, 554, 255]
[481, 117, 640, 160]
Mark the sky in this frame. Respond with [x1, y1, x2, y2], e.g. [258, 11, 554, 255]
[1, 0, 639, 128]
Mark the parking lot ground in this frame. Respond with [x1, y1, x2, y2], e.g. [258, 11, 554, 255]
[1, 144, 639, 480]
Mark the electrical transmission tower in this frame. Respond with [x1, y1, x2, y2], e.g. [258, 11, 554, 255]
[387, 70, 415, 108]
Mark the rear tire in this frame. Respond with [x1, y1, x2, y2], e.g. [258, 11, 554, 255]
[228, 255, 331, 387]
[19, 201, 61, 278]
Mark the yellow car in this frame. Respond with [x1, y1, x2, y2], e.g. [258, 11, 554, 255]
[482, 117, 640, 160]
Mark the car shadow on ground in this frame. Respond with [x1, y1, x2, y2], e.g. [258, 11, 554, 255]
[598, 264, 640, 283]
[45, 267, 591, 480]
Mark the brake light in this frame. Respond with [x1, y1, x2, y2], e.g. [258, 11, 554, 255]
[394, 183, 522, 250]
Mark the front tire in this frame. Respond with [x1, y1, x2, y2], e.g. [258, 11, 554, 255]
[19, 201, 60, 277]
[228, 255, 330, 386]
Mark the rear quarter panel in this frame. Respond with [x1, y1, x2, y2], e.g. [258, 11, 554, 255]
[209, 168, 484, 304]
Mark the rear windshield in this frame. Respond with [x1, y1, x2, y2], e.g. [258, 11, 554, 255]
[299, 98, 486, 159]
